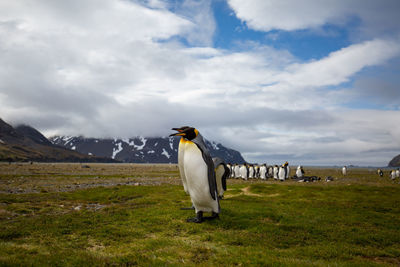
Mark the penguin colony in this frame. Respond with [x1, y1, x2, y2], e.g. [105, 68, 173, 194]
[171, 126, 399, 223]
[227, 161, 297, 181]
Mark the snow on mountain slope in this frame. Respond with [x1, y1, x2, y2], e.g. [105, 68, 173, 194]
[50, 135, 246, 164]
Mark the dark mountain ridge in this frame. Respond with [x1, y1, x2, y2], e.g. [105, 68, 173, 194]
[50, 135, 246, 164]
[0, 118, 117, 162]
[388, 154, 400, 167]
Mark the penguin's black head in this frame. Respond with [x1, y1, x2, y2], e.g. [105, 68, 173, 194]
[170, 126, 198, 140]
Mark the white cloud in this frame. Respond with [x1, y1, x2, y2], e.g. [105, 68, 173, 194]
[227, 0, 400, 39]
[281, 38, 400, 88]
[228, 0, 346, 32]
[0, 0, 399, 166]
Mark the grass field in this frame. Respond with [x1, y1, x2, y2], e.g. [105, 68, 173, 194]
[0, 163, 399, 266]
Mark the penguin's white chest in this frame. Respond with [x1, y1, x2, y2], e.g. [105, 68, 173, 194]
[182, 141, 218, 213]
[178, 139, 188, 193]
[278, 167, 285, 180]
[240, 166, 247, 179]
[234, 166, 240, 178]
[273, 167, 278, 178]
[259, 166, 267, 179]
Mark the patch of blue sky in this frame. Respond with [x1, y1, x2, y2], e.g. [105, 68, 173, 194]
[211, 0, 357, 61]
[323, 80, 354, 91]
[262, 26, 351, 61]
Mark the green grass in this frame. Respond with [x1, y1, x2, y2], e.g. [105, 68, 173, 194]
[0, 164, 399, 266]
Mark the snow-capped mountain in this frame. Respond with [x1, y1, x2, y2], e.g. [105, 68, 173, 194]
[50, 135, 246, 164]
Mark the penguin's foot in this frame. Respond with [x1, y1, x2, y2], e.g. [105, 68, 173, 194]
[203, 212, 219, 221]
[187, 211, 203, 223]
[218, 196, 224, 200]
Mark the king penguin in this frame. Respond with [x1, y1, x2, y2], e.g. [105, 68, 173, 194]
[284, 161, 290, 179]
[259, 164, 267, 180]
[342, 166, 347, 176]
[268, 166, 273, 178]
[213, 157, 230, 199]
[278, 164, 286, 181]
[248, 165, 255, 179]
[273, 165, 279, 180]
[296, 165, 304, 179]
[390, 170, 396, 180]
[170, 127, 219, 223]
[234, 164, 241, 179]
[240, 164, 248, 180]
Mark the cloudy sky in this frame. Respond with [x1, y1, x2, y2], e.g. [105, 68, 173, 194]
[1, 0, 400, 166]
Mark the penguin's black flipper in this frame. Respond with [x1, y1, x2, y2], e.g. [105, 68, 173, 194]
[193, 138, 218, 201]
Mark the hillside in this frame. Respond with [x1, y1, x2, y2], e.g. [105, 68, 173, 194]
[0, 118, 117, 162]
[388, 154, 400, 167]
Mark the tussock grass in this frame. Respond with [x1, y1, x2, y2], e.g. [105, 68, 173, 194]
[0, 163, 399, 266]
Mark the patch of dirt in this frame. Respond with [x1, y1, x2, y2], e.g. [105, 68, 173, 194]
[241, 186, 262, 197]
[265, 193, 280, 197]
[361, 255, 400, 265]
[223, 186, 263, 198]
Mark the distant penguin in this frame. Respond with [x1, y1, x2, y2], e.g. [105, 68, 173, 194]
[231, 165, 235, 178]
[259, 164, 267, 180]
[254, 165, 260, 179]
[170, 127, 219, 223]
[213, 157, 230, 200]
[377, 169, 383, 177]
[234, 164, 241, 179]
[273, 165, 279, 180]
[390, 170, 396, 180]
[226, 164, 231, 177]
[396, 169, 400, 178]
[240, 164, 248, 180]
[278, 165, 286, 181]
[248, 165, 254, 179]
[296, 165, 304, 179]
[284, 162, 290, 179]
[325, 176, 334, 182]
[268, 166, 273, 178]
[342, 166, 347, 176]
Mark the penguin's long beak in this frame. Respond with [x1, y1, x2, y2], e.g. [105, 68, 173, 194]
[170, 128, 185, 137]
[169, 132, 185, 137]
